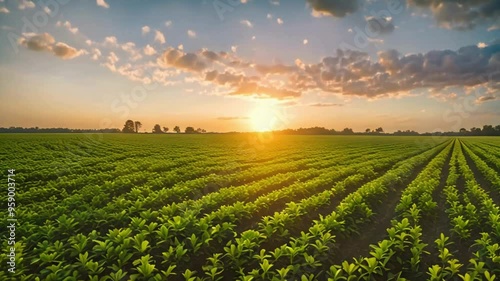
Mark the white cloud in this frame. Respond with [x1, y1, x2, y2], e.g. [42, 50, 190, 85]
[104, 36, 118, 46]
[154, 30, 166, 44]
[91, 48, 101, 60]
[178, 44, 184, 50]
[142, 26, 150, 35]
[96, 0, 109, 8]
[0, 7, 9, 13]
[488, 24, 500, 32]
[143, 44, 157, 56]
[240, 19, 253, 28]
[18, 0, 35, 10]
[231, 45, 238, 52]
[43, 6, 51, 14]
[85, 40, 92, 46]
[303, 39, 308, 45]
[56, 21, 78, 34]
[277, 18, 284, 25]
[477, 42, 488, 48]
[267, 13, 273, 19]
[252, 35, 256, 40]
[165, 20, 173, 27]
[187, 29, 197, 38]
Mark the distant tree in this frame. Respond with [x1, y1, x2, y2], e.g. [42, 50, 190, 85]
[342, 128, 354, 134]
[365, 128, 371, 133]
[185, 126, 196, 134]
[375, 127, 384, 133]
[482, 125, 495, 136]
[196, 128, 203, 133]
[152, 124, 163, 134]
[122, 120, 135, 133]
[134, 121, 142, 133]
[202, 129, 206, 133]
[173, 126, 181, 133]
[163, 127, 169, 133]
[470, 127, 481, 136]
[459, 128, 467, 133]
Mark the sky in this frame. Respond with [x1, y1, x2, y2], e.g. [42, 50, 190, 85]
[0, 0, 499, 133]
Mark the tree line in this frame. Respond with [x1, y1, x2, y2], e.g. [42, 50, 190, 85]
[122, 120, 206, 134]
[1, 124, 499, 136]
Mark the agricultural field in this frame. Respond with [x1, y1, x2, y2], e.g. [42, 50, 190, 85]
[1, 134, 500, 281]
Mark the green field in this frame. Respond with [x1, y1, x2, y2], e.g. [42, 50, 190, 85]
[1, 134, 500, 281]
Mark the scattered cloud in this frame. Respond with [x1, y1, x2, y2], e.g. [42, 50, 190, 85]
[277, 18, 284, 25]
[267, 13, 273, 19]
[187, 29, 197, 38]
[303, 39, 308, 45]
[0, 7, 9, 13]
[142, 26, 150, 35]
[143, 44, 157, 56]
[477, 42, 488, 48]
[96, 0, 109, 9]
[158, 48, 207, 72]
[231, 45, 238, 52]
[56, 21, 79, 34]
[154, 30, 166, 44]
[165, 20, 173, 27]
[407, 0, 500, 30]
[18, 0, 35, 10]
[366, 17, 395, 35]
[307, 0, 359, 18]
[19, 33, 85, 60]
[240, 19, 253, 28]
[270, 0, 279, 5]
[43, 6, 51, 14]
[488, 24, 500, 31]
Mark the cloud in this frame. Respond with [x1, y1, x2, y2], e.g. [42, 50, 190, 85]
[165, 20, 173, 27]
[0, 7, 9, 13]
[43, 6, 50, 14]
[187, 29, 197, 38]
[277, 18, 284, 25]
[154, 30, 166, 44]
[475, 94, 498, 103]
[307, 0, 359, 18]
[240, 19, 253, 28]
[20, 33, 55, 51]
[267, 13, 273, 19]
[303, 39, 308, 45]
[96, 0, 109, 8]
[217, 116, 249, 120]
[91, 48, 101, 60]
[231, 45, 238, 52]
[488, 24, 500, 31]
[408, 0, 500, 30]
[52, 42, 85, 59]
[19, 33, 84, 60]
[270, 0, 279, 5]
[309, 103, 343, 107]
[18, 0, 35, 10]
[477, 42, 488, 48]
[143, 44, 157, 56]
[158, 48, 207, 72]
[230, 82, 301, 99]
[142, 26, 150, 35]
[56, 21, 79, 34]
[366, 17, 395, 35]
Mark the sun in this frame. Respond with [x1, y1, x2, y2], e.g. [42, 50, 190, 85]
[250, 104, 279, 132]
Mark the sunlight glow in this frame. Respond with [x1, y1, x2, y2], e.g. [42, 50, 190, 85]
[250, 104, 279, 132]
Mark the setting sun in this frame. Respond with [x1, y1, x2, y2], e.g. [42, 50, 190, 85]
[250, 104, 279, 132]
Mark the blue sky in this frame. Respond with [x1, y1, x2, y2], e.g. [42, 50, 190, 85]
[0, 0, 499, 132]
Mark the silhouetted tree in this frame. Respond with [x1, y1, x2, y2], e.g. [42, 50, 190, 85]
[202, 129, 207, 133]
[482, 125, 495, 136]
[134, 121, 142, 133]
[459, 128, 467, 134]
[470, 127, 481, 136]
[365, 128, 371, 133]
[152, 124, 163, 134]
[185, 126, 196, 134]
[342, 128, 354, 134]
[163, 127, 169, 133]
[375, 127, 384, 133]
[196, 128, 203, 133]
[173, 126, 181, 133]
[122, 120, 135, 133]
